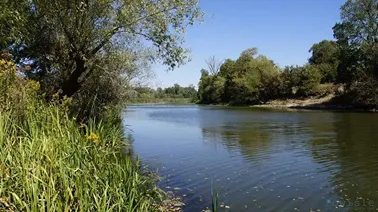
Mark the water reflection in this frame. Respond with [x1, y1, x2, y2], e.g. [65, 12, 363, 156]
[124, 106, 378, 211]
[310, 112, 378, 211]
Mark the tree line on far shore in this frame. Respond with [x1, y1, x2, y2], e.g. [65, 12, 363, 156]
[128, 84, 198, 103]
[198, 0, 378, 108]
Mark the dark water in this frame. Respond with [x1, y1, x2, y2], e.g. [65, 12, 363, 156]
[123, 105, 378, 211]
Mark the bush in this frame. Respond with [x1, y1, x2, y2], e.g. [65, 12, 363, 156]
[258, 74, 283, 102]
[316, 83, 335, 97]
[0, 54, 40, 114]
[315, 63, 338, 83]
[348, 72, 378, 107]
[296, 65, 322, 97]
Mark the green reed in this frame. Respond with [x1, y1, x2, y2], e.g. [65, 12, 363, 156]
[0, 102, 161, 211]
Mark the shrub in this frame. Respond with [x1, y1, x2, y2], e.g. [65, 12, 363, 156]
[0, 54, 40, 114]
[296, 65, 322, 97]
[348, 72, 378, 107]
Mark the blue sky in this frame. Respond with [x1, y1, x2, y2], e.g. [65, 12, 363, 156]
[152, 0, 346, 88]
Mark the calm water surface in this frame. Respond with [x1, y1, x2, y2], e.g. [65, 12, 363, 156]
[123, 105, 378, 211]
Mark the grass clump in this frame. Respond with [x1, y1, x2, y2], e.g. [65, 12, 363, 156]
[0, 103, 162, 211]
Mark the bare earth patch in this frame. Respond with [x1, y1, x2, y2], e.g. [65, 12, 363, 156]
[252, 94, 337, 109]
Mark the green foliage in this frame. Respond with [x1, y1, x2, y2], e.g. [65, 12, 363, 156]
[198, 49, 281, 105]
[0, 54, 40, 114]
[197, 0, 378, 108]
[332, 0, 378, 107]
[163, 83, 197, 98]
[0, 102, 162, 211]
[2, 0, 203, 120]
[309, 40, 340, 83]
[0, 0, 27, 49]
[296, 65, 322, 97]
[128, 84, 198, 103]
[198, 69, 225, 104]
[278, 66, 302, 97]
[197, 50, 324, 105]
[0, 52, 163, 211]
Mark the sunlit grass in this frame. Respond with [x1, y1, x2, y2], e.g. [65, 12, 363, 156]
[0, 102, 161, 211]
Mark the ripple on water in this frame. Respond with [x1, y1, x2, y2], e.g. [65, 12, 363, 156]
[125, 106, 378, 212]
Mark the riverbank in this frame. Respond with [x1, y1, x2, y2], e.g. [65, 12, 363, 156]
[251, 94, 378, 112]
[0, 101, 183, 211]
[199, 93, 377, 112]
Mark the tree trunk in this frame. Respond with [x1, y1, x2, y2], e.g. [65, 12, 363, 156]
[61, 57, 86, 98]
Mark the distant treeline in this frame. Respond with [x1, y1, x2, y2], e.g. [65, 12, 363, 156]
[198, 45, 337, 105]
[128, 84, 198, 103]
[198, 0, 378, 108]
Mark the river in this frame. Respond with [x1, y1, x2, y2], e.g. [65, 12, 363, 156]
[123, 105, 378, 211]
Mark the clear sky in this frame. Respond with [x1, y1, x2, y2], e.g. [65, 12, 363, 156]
[152, 0, 346, 88]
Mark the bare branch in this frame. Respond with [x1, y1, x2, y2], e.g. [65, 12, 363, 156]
[205, 56, 224, 75]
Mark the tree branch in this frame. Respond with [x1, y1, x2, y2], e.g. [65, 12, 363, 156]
[87, 6, 176, 59]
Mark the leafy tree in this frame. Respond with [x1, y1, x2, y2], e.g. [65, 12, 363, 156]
[130, 83, 197, 102]
[309, 40, 340, 83]
[309, 40, 340, 65]
[228, 50, 261, 104]
[0, 0, 28, 50]
[338, 0, 378, 47]
[229, 50, 278, 104]
[333, 0, 378, 80]
[297, 65, 322, 97]
[219, 59, 235, 102]
[174, 83, 181, 95]
[279, 66, 303, 97]
[10, 0, 203, 100]
[198, 48, 279, 104]
[333, 0, 378, 106]
[198, 69, 212, 103]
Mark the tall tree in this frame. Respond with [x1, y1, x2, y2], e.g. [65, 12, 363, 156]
[338, 0, 378, 46]
[333, 0, 378, 78]
[333, 0, 378, 106]
[309, 40, 340, 83]
[12, 0, 203, 98]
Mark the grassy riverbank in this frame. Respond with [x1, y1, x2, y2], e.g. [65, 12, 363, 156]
[0, 54, 186, 211]
[0, 101, 167, 211]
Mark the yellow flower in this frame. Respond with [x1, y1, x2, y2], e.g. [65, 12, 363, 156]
[88, 132, 100, 144]
[0, 59, 5, 65]
[7, 61, 13, 66]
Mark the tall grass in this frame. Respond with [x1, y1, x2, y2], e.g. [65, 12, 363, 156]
[0, 102, 161, 211]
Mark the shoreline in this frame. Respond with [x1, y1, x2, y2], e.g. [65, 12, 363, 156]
[250, 103, 360, 111]
[199, 94, 378, 112]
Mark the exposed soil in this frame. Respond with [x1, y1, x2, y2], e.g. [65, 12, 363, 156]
[251, 94, 357, 110]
